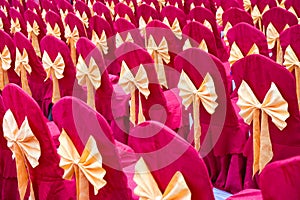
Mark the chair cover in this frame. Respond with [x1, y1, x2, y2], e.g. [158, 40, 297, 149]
[1, 83, 75, 199]
[127, 120, 215, 200]
[251, 0, 277, 31]
[52, 96, 133, 199]
[92, 2, 114, 27]
[285, 0, 300, 22]
[114, 3, 137, 26]
[9, 8, 27, 36]
[74, 0, 92, 35]
[0, 10, 10, 34]
[26, 0, 42, 18]
[142, 0, 161, 12]
[11, 0, 25, 15]
[227, 189, 263, 200]
[136, 3, 160, 26]
[40, 0, 59, 15]
[184, 0, 214, 14]
[45, 10, 66, 42]
[57, 0, 74, 14]
[0, 0, 10, 19]
[165, 0, 184, 10]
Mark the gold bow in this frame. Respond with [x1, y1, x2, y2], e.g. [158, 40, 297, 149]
[118, 61, 150, 125]
[27, 20, 41, 57]
[134, 157, 191, 199]
[216, 6, 224, 26]
[252, 5, 269, 31]
[115, 32, 134, 48]
[229, 42, 259, 66]
[203, 19, 213, 32]
[288, 7, 300, 24]
[76, 55, 101, 109]
[65, 25, 80, 65]
[139, 16, 152, 36]
[178, 71, 218, 151]
[58, 130, 107, 200]
[162, 17, 182, 39]
[147, 35, 170, 89]
[75, 10, 89, 28]
[158, 0, 165, 11]
[237, 81, 289, 176]
[92, 30, 108, 55]
[283, 45, 300, 109]
[46, 23, 61, 39]
[182, 39, 208, 52]
[3, 109, 41, 200]
[106, 1, 115, 17]
[0, 18, 3, 30]
[223, 22, 232, 46]
[0, 45, 11, 90]
[243, 0, 252, 12]
[42, 51, 65, 103]
[15, 48, 32, 96]
[10, 18, 21, 34]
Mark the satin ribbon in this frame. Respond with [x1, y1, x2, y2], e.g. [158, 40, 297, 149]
[266, 23, 289, 64]
[0, 45, 11, 90]
[60, 9, 69, 26]
[158, 0, 166, 11]
[3, 109, 41, 200]
[134, 157, 191, 199]
[182, 38, 208, 52]
[75, 10, 89, 28]
[27, 20, 41, 57]
[65, 25, 80, 65]
[0, 18, 3, 30]
[288, 7, 300, 24]
[46, 23, 61, 39]
[15, 48, 32, 96]
[42, 51, 65, 103]
[283, 45, 300, 109]
[10, 18, 21, 34]
[118, 61, 150, 125]
[276, 0, 286, 8]
[76, 55, 101, 109]
[237, 81, 289, 176]
[105, 1, 115, 17]
[115, 13, 131, 22]
[92, 30, 108, 55]
[0, 6, 8, 17]
[203, 19, 213, 32]
[115, 32, 134, 48]
[252, 5, 269, 31]
[162, 17, 182, 39]
[229, 42, 259, 66]
[139, 16, 152, 36]
[178, 71, 218, 151]
[243, 0, 252, 12]
[147, 35, 170, 89]
[223, 22, 232, 46]
[58, 130, 107, 200]
[216, 6, 224, 26]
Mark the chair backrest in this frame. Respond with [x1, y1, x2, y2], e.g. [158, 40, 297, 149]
[45, 10, 66, 41]
[114, 2, 137, 26]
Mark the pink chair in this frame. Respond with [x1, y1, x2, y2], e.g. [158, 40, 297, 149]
[114, 2, 137, 27]
[285, 0, 300, 22]
[26, 0, 42, 18]
[184, 0, 216, 14]
[0, 10, 11, 37]
[74, 0, 92, 36]
[93, 2, 114, 27]
[142, 0, 161, 12]
[40, 0, 59, 15]
[45, 10, 66, 42]
[11, 0, 25, 15]
[165, 0, 184, 10]
[9, 8, 27, 36]
[136, 3, 160, 28]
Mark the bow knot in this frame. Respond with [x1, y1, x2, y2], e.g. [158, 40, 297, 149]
[115, 32, 134, 48]
[92, 30, 108, 54]
[229, 42, 259, 66]
[65, 25, 80, 47]
[46, 23, 61, 39]
[162, 17, 182, 39]
[15, 48, 32, 75]
[252, 5, 269, 31]
[27, 20, 40, 36]
[10, 18, 21, 34]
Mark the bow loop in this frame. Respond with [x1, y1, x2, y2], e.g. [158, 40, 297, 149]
[216, 6, 224, 26]
[229, 42, 259, 66]
[115, 32, 134, 48]
[15, 48, 32, 76]
[92, 30, 108, 54]
[46, 23, 61, 39]
[65, 25, 80, 47]
[76, 11, 89, 28]
[27, 20, 40, 36]
[162, 17, 182, 39]
[0, 45, 11, 70]
[10, 18, 21, 34]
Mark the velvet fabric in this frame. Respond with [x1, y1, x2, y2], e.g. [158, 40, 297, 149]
[45, 10, 66, 41]
[136, 4, 160, 23]
[0, 10, 10, 34]
[222, 7, 254, 27]
[114, 3, 137, 26]
[92, 2, 114, 27]
[9, 7, 27, 36]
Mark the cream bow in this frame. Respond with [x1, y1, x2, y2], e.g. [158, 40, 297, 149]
[0, 6, 8, 17]
[237, 81, 289, 176]
[92, 30, 108, 55]
[115, 13, 131, 22]
[65, 25, 80, 65]
[223, 22, 232, 46]
[134, 157, 191, 199]
[178, 71, 218, 150]
[58, 130, 107, 200]
[15, 48, 32, 96]
[147, 35, 170, 89]
[182, 39, 208, 52]
[216, 6, 224, 26]
[115, 32, 134, 48]
[139, 16, 152, 36]
[76, 55, 101, 109]
[76, 10, 89, 28]
[10, 18, 21, 34]
[288, 7, 300, 24]
[46, 23, 61, 39]
[243, 0, 252, 12]
[252, 5, 269, 31]
[158, 0, 166, 11]
[0, 18, 3, 30]
[3, 109, 41, 200]
[163, 17, 182, 39]
[283, 45, 300, 109]
[27, 20, 41, 57]
[229, 42, 259, 66]
[118, 61, 150, 125]
[42, 51, 65, 103]
[0, 45, 11, 90]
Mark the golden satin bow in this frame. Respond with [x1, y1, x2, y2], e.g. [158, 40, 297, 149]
[229, 42, 259, 66]
[288, 7, 300, 24]
[92, 30, 108, 55]
[182, 39, 208, 52]
[223, 22, 232, 46]
[10, 18, 21, 34]
[178, 71, 218, 151]
[0, 6, 8, 17]
[0, 45, 11, 90]
[283, 45, 300, 110]
[27, 20, 41, 57]
[203, 19, 213, 32]
[3, 109, 41, 200]
[76, 11, 89, 28]
[65, 25, 80, 65]
[46, 23, 61, 39]
[266, 23, 289, 64]
[76, 55, 101, 110]
[252, 5, 269, 31]
[58, 130, 107, 200]
[237, 81, 289, 176]
[115, 13, 131, 22]
[42, 51, 65, 103]
[115, 32, 134, 48]
[139, 16, 153, 36]
[216, 6, 224, 26]
[147, 35, 170, 89]
[243, 0, 252, 12]
[118, 61, 150, 125]
[15, 48, 32, 96]
[162, 17, 182, 39]
[134, 157, 191, 200]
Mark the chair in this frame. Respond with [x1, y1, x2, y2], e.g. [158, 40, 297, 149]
[92, 2, 114, 27]
[285, 0, 300, 23]
[114, 2, 137, 27]
[45, 10, 66, 41]
[251, 0, 277, 31]
[9, 8, 27, 36]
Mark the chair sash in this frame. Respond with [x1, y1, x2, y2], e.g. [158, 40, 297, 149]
[15, 48, 32, 96]
[229, 42, 259, 66]
[27, 20, 41, 57]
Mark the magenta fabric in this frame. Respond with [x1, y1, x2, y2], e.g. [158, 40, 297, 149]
[161, 5, 187, 30]
[45, 10, 67, 42]
[280, 24, 300, 57]
[184, 0, 213, 14]
[222, 8, 254, 27]
[166, 0, 184, 10]
[2, 84, 75, 199]
[24, 10, 47, 44]
[9, 8, 27, 36]
[260, 156, 300, 200]
[52, 96, 133, 200]
[11, 0, 25, 15]
[136, 3, 160, 23]
[75, 0, 92, 18]
[128, 120, 215, 200]
[0, 10, 10, 34]
[93, 2, 114, 27]
[251, 0, 277, 11]
[26, 0, 41, 16]
[227, 189, 263, 200]
[219, 0, 243, 11]
[40, 0, 59, 14]
[227, 22, 269, 57]
[64, 12, 87, 38]
[231, 54, 300, 188]
[285, 0, 300, 17]
[142, 0, 160, 12]
[57, 0, 74, 13]
[114, 3, 137, 26]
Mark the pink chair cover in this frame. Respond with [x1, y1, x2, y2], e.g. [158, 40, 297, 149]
[52, 96, 133, 199]
[57, 0, 74, 13]
[92, 2, 114, 27]
[9, 8, 27, 36]
[166, 0, 184, 10]
[251, 0, 277, 11]
[142, 0, 160, 12]
[127, 120, 215, 200]
[222, 7, 254, 27]
[184, 0, 216, 14]
[285, 0, 300, 18]
[219, 0, 243, 11]
[45, 10, 67, 42]
[280, 24, 300, 54]
[40, 0, 59, 14]
[26, 0, 42, 18]
[11, 0, 25, 15]
[24, 10, 47, 44]
[161, 5, 187, 30]
[74, 0, 92, 37]
[114, 3, 137, 26]
[64, 12, 87, 38]
[136, 3, 160, 23]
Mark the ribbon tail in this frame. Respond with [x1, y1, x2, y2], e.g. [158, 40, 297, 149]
[193, 98, 201, 151]
[0, 64, 4, 90]
[31, 34, 41, 58]
[154, 54, 168, 89]
[138, 92, 146, 124]
[52, 70, 61, 103]
[296, 68, 300, 110]
[4, 70, 9, 86]
[20, 64, 32, 96]
[276, 40, 283, 64]
[86, 78, 96, 110]
[130, 90, 136, 125]
[252, 110, 260, 177]
[15, 145, 30, 200]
